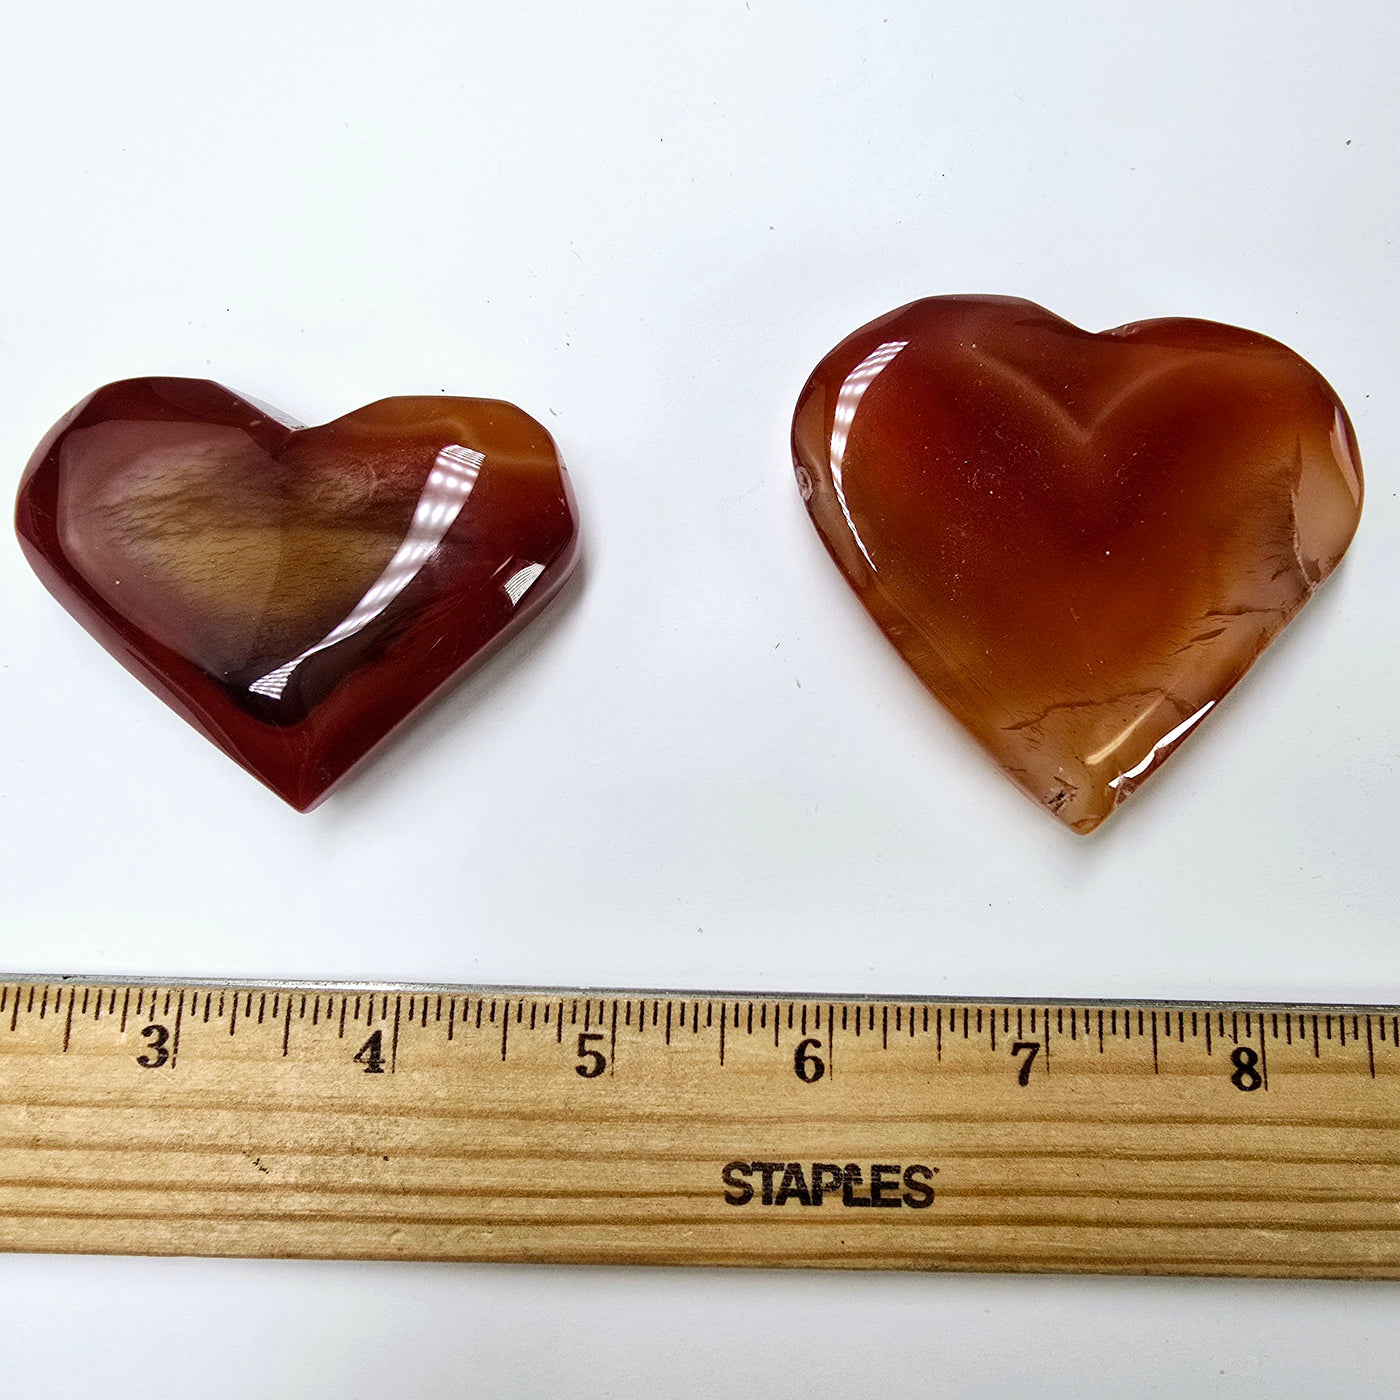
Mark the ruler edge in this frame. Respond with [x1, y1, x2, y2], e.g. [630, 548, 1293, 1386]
[2, 973, 1396, 1017]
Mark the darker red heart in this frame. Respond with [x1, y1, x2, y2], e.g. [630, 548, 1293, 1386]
[16, 378, 579, 810]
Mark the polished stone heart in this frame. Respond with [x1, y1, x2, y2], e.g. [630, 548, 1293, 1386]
[792, 296, 1363, 832]
[16, 378, 579, 809]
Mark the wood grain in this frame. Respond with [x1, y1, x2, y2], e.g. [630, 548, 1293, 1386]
[1, 982, 1398, 1278]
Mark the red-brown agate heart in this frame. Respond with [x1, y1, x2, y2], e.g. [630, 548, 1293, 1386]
[792, 296, 1363, 832]
[16, 378, 579, 810]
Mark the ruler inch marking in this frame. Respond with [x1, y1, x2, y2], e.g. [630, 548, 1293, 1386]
[167, 989, 186, 1070]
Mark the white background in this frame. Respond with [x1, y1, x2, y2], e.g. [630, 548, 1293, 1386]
[2, 0, 1398, 1393]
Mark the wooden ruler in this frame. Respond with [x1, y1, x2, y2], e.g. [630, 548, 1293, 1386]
[1, 977, 1398, 1278]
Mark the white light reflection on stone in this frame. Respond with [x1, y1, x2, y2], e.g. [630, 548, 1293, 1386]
[1107, 700, 1215, 790]
[829, 339, 907, 572]
[248, 444, 485, 701]
[503, 562, 546, 606]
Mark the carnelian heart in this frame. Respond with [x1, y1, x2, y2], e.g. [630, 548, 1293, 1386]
[792, 296, 1363, 833]
[16, 379, 579, 810]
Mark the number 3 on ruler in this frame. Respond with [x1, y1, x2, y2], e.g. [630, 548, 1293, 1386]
[136, 1024, 170, 1069]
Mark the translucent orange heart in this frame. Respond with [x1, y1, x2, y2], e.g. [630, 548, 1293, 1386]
[792, 297, 1363, 831]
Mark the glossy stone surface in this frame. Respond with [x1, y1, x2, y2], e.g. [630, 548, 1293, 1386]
[17, 379, 579, 810]
[793, 296, 1363, 833]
